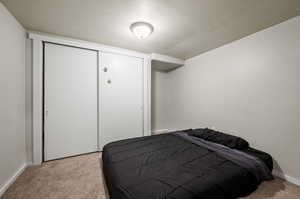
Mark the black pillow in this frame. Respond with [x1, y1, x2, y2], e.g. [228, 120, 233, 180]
[186, 128, 249, 149]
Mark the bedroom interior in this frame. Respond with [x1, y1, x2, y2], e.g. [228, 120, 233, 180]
[1, 0, 300, 199]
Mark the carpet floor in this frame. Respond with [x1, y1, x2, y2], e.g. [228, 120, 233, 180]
[2, 152, 300, 199]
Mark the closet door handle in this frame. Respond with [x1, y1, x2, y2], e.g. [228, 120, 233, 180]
[103, 67, 108, 72]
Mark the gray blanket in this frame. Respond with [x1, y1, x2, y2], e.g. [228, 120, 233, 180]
[174, 132, 273, 182]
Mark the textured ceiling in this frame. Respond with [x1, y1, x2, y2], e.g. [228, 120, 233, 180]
[1, 0, 300, 59]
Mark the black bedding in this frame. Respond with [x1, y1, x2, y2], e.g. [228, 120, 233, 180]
[102, 130, 273, 199]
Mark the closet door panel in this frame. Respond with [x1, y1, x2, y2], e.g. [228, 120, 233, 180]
[100, 52, 143, 148]
[44, 43, 98, 161]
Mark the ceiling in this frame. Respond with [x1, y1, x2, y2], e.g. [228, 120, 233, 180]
[2, 0, 300, 59]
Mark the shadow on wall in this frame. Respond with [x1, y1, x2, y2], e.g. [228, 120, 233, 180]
[272, 159, 285, 178]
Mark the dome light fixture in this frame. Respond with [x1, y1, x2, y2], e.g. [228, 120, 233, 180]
[130, 22, 154, 39]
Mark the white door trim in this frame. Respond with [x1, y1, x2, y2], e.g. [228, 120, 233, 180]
[30, 31, 151, 165]
[32, 39, 43, 165]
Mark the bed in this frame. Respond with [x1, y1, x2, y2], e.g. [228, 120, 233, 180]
[102, 128, 273, 199]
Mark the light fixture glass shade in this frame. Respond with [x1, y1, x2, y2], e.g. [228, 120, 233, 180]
[130, 22, 154, 39]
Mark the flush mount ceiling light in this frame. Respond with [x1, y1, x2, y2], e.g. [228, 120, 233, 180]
[130, 22, 154, 39]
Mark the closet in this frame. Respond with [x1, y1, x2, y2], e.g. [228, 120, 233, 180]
[43, 42, 144, 161]
[100, 52, 144, 148]
[44, 43, 98, 161]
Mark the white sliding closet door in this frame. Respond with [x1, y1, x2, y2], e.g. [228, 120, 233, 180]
[100, 52, 143, 149]
[44, 43, 98, 161]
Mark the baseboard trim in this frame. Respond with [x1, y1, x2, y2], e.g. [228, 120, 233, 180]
[151, 129, 170, 135]
[0, 163, 27, 197]
[27, 161, 40, 167]
[151, 129, 183, 135]
[273, 170, 300, 187]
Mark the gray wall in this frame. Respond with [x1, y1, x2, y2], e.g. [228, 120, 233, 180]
[154, 16, 300, 179]
[0, 2, 26, 191]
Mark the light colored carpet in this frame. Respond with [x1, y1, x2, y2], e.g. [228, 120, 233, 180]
[2, 153, 300, 199]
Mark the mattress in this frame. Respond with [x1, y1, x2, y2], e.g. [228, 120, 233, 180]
[102, 132, 273, 199]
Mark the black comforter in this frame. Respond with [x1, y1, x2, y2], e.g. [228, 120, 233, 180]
[102, 132, 273, 199]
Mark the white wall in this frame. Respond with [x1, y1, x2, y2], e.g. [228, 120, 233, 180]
[0, 2, 26, 193]
[151, 69, 170, 132]
[158, 16, 300, 180]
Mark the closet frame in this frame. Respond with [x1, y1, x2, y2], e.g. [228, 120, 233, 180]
[29, 32, 152, 165]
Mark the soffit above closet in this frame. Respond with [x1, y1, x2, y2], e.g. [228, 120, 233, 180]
[151, 53, 184, 71]
[2, 0, 300, 59]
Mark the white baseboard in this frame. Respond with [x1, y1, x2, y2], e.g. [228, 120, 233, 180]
[273, 170, 300, 187]
[151, 129, 170, 135]
[0, 163, 27, 197]
[27, 161, 40, 167]
[151, 129, 182, 135]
